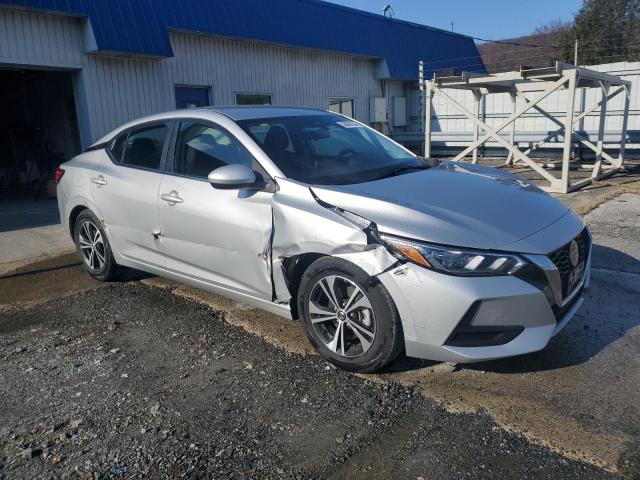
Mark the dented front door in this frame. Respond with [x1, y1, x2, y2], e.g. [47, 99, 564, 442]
[158, 174, 273, 300]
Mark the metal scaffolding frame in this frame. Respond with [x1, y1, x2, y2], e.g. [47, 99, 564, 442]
[423, 62, 632, 193]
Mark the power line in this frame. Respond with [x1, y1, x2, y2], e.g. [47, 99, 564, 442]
[425, 48, 640, 76]
[418, 37, 640, 71]
[470, 29, 640, 49]
[421, 38, 636, 68]
[472, 36, 559, 49]
[479, 34, 640, 50]
[420, 45, 560, 68]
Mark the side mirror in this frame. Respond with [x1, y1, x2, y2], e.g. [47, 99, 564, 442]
[208, 164, 257, 190]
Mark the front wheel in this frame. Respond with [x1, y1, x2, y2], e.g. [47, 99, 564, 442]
[74, 210, 119, 281]
[298, 257, 404, 372]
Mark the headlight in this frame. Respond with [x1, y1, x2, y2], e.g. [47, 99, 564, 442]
[380, 233, 526, 276]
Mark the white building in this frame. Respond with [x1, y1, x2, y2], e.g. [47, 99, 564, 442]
[0, 0, 483, 193]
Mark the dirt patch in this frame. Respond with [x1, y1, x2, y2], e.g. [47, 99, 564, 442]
[0, 253, 103, 312]
[558, 178, 640, 216]
[0, 283, 611, 479]
[142, 278, 316, 357]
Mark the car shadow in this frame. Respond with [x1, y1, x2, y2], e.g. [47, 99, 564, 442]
[0, 258, 154, 282]
[116, 268, 155, 282]
[383, 243, 640, 375]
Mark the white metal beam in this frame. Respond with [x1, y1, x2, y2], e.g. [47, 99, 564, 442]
[618, 84, 631, 168]
[436, 87, 559, 185]
[505, 92, 517, 165]
[426, 63, 630, 193]
[472, 90, 482, 164]
[424, 81, 433, 158]
[561, 69, 578, 192]
[592, 81, 609, 178]
[517, 85, 624, 162]
[447, 75, 569, 163]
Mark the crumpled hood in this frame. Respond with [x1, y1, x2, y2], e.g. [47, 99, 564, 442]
[310, 161, 577, 253]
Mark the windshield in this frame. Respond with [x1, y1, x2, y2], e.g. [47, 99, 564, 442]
[237, 114, 426, 185]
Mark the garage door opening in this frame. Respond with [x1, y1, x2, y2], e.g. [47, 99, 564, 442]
[0, 68, 81, 231]
[0, 68, 81, 202]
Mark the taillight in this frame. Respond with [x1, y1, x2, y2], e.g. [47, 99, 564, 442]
[54, 168, 65, 184]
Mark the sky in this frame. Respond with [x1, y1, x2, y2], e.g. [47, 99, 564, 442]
[328, 0, 583, 41]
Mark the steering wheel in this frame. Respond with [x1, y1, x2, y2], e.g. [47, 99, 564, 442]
[337, 148, 357, 159]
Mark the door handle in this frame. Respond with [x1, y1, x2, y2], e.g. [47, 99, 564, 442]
[91, 175, 107, 186]
[161, 191, 183, 204]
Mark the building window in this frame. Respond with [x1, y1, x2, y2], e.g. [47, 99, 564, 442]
[329, 98, 354, 118]
[236, 93, 272, 105]
[175, 86, 210, 109]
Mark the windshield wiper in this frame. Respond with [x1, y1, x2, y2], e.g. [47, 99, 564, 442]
[375, 164, 429, 181]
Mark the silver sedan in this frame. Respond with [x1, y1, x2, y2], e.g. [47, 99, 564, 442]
[55, 106, 591, 372]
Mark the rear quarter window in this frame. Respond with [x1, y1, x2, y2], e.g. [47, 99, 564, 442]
[121, 123, 169, 170]
[109, 131, 128, 163]
[107, 122, 170, 170]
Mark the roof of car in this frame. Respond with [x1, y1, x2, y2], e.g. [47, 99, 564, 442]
[205, 106, 331, 121]
[91, 106, 334, 147]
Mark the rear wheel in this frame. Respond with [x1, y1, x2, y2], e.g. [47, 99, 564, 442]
[74, 210, 119, 281]
[298, 257, 403, 372]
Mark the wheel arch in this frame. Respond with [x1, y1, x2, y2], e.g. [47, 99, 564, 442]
[68, 204, 89, 238]
[282, 247, 401, 320]
[283, 252, 326, 320]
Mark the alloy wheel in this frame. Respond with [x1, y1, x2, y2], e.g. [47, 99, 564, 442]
[308, 275, 376, 358]
[78, 220, 106, 272]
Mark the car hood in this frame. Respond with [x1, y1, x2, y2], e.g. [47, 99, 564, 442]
[310, 161, 578, 253]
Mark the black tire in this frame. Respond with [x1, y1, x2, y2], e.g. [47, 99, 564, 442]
[74, 210, 119, 281]
[298, 256, 404, 372]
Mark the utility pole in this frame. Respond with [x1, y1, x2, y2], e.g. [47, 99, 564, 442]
[450, 21, 454, 32]
[574, 39, 579, 66]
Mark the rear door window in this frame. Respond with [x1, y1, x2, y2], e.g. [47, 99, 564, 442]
[119, 123, 170, 170]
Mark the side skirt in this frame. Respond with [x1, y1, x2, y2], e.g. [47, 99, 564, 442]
[116, 256, 293, 319]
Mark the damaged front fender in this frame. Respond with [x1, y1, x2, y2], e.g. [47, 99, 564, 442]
[270, 178, 398, 303]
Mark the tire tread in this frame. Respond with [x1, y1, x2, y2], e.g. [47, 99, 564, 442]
[297, 256, 404, 372]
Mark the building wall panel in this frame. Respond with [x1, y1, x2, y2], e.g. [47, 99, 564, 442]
[0, 8, 85, 68]
[82, 32, 381, 140]
[0, 8, 382, 147]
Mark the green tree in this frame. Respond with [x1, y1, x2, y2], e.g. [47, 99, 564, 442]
[559, 0, 640, 65]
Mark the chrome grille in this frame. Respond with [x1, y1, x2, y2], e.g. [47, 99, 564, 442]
[548, 229, 590, 299]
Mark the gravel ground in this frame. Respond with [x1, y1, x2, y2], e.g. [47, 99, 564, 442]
[0, 282, 612, 479]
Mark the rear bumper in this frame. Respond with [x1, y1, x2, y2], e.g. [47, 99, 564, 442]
[377, 258, 589, 363]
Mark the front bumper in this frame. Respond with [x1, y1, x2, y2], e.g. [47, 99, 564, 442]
[377, 245, 591, 363]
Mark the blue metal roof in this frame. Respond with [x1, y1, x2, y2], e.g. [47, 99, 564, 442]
[3, 0, 485, 80]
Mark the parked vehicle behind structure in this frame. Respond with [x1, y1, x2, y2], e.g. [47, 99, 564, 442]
[56, 106, 591, 372]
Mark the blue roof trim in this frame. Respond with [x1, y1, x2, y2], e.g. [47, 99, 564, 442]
[2, 0, 486, 79]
